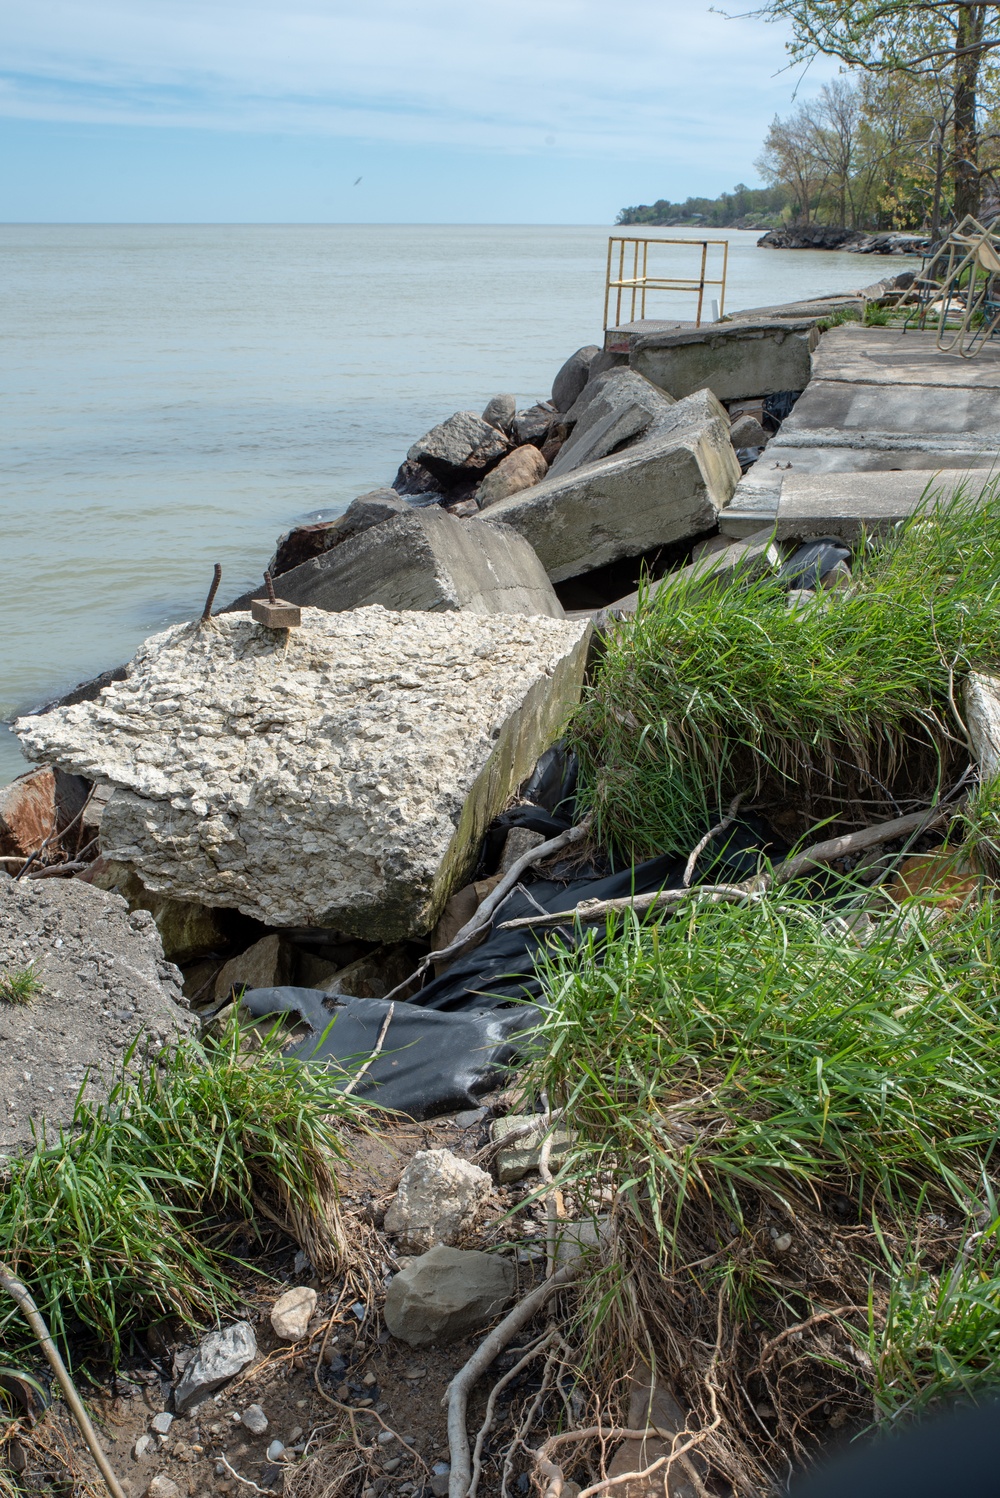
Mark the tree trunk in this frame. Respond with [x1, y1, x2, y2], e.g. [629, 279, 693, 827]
[953, 5, 985, 220]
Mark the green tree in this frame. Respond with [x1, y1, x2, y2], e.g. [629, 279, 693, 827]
[747, 1, 1000, 219]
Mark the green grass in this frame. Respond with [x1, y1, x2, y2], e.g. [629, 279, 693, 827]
[0, 1013, 368, 1363]
[0, 967, 41, 1006]
[523, 885, 1000, 1445]
[570, 487, 1000, 861]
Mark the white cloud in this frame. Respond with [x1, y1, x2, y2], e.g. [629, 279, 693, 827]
[0, 0, 828, 159]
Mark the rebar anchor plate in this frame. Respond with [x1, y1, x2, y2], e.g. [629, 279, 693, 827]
[251, 569, 302, 629]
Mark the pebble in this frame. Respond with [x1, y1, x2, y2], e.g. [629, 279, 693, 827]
[378, 1430, 396, 1445]
[403, 1367, 427, 1380]
[773, 1233, 793, 1253]
[146, 1479, 182, 1498]
[133, 1434, 154, 1459]
[266, 1440, 285, 1463]
[150, 1413, 174, 1437]
[432, 1462, 451, 1476]
[383, 1457, 402, 1474]
[362, 1371, 378, 1386]
[454, 1108, 488, 1128]
[241, 1404, 268, 1436]
[289, 1426, 304, 1442]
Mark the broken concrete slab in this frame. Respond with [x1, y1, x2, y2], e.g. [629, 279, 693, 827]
[484, 388, 740, 584]
[232, 508, 565, 620]
[811, 325, 1000, 388]
[492, 1113, 576, 1183]
[269, 490, 409, 577]
[82, 859, 234, 964]
[630, 319, 814, 402]
[723, 468, 993, 541]
[16, 608, 591, 939]
[0, 879, 193, 1157]
[213, 933, 294, 1002]
[547, 368, 673, 479]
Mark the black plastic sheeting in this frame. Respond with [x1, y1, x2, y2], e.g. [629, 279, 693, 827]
[242, 817, 778, 1119]
[779, 535, 852, 590]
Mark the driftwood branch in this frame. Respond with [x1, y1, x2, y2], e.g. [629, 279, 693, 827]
[342, 1002, 394, 1096]
[381, 819, 592, 1001]
[682, 793, 746, 888]
[445, 1262, 581, 1498]
[499, 804, 955, 933]
[0, 1263, 128, 1498]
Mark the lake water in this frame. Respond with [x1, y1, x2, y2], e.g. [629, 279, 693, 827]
[0, 224, 915, 785]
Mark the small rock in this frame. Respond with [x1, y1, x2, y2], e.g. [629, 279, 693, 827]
[133, 1434, 154, 1459]
[729, 413, 768, 448]
[383, 1148, 492, 1253]
[773, 1233, 793, 1253]
[491, 1114, 576, 1183]
[241, 1404, 268, 1435]
[482, 394, 517, 432]
[146, 1479, 182, 1498]
[432, 1463, 451, 1477]
[382, 1456, 402, 1473]
[430, 1478, 450, 1497]
[498, 826, 546, 875]
[362, 1371, 377, 1387]
[384, 1244, 515, 1347]
[150, 1413, 173, 1436]
[266, 1440, 286, 1463]
[173, 1322, 257, 1413]
[289, 1425, 304, 1442]
[378, 1430, 396, 1445]
[402, 1367, 428, 1380]
[454, 1108, 487, 1129]
[270, 1285, 318, 1341]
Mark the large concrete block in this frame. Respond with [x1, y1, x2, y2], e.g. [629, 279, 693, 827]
[485, 388, 741, 583]
[16, 608, 591, 939]
[234, 508, 565, 620]
[548, 368, 673, 478]
[631, 320, 814, 401]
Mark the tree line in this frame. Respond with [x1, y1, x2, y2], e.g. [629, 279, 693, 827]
[620, 2, 1000, 234]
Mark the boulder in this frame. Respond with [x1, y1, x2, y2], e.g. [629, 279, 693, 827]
[630, 319, 814, 403]
[214, 934, 294, 1002]
[547, 368, 672, 479]
[476, 445, 548, 509]
[234, 508, 564, 620]
[966, 674, 1000, 780]
[551, 345, 601, 412]
[482, 394, 517, 432]
[484, 387, 741, 584]
[383, 1148, 493, 1253]
[17, 608, 591, 939]
[407, 412, 509, 482]
[269, 490, 409, 577]
[384, 1245, 515, 1346]
[270, 1286, 317, 1341]
[391, 459, 446, 502]
[173, 1322, 257, 1412]
[513, 404, 555, 447]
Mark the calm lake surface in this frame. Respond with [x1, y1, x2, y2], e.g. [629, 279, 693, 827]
[0, 224, 915, 784]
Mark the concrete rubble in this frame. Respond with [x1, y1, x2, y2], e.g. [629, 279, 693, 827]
[16, 606, 591, 938]
[231, 507, 565, 620]
[482, 378, 740, 582]
[383, 1147, 493, 1252]
[173, 1322, 258, 1412]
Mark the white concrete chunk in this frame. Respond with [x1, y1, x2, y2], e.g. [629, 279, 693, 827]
[16, 607, 590, 938]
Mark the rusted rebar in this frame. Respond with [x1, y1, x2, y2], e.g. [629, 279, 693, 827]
[201, 563, 223, 622]
[264, 569, 277, 603]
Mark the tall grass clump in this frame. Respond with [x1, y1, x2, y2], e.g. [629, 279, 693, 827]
[525, 889, 1000, 1481]
[570, 486, 1000, 860]
[0, 1013, 368, 1362]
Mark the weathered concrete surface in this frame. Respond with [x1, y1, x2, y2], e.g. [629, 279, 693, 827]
[0, 879, 192, 1156]
[721, 327, 1000, 538]
[16, 608, 591, 938]
[269, 489, 409, 578]
[485, 387, 740, 584]
[631, 320, 814, 402]
[232, 508, 565, 620]
[548, 368, 673, 478]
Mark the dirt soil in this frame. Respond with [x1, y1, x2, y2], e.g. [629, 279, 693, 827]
[0, 877, 194, 1157]
[17, 1108, 558, 1498]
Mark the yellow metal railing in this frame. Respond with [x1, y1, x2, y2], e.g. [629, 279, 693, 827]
[604, 235, 729, 329]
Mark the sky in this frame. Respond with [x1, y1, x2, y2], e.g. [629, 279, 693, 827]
[0, 0, 837, 223]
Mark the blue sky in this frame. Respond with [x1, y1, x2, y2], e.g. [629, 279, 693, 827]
[0, 0, 835, 222]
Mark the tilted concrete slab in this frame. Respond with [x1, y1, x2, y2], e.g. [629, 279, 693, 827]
[781, 379, 1000, 441]
[16, 609, 592, 939]
[231, 508, 565, 620]
[630, 320, 814, 402]
[486, 388, 740, 584]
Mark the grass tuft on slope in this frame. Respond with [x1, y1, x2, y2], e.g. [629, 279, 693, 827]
[0, 1012, 367, 1363]
[570, 486, 1000, 861]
